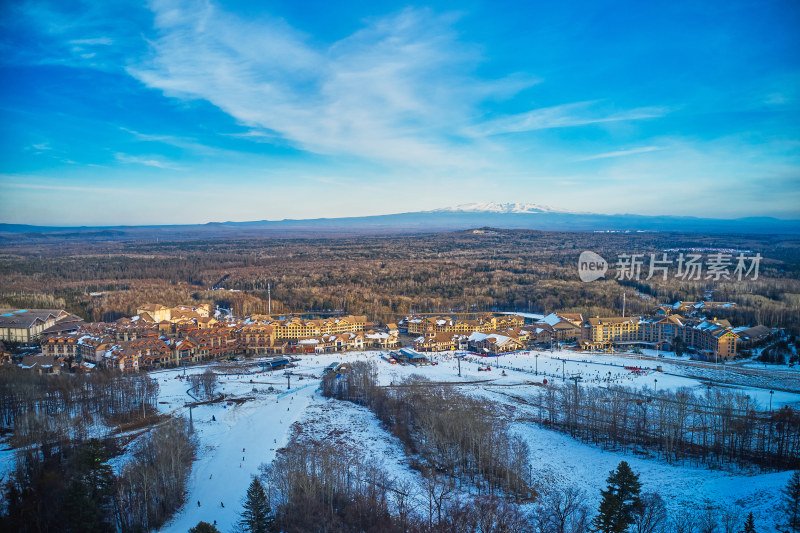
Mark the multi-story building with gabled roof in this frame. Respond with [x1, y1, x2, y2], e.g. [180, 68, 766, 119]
[0, 309, 73, 343]
[584, 314, 739, 360]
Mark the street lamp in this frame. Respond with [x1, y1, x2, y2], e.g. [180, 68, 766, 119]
[654, 379, 658, 395]
[770, 390, 774, 413]
[562, 359, 566, 382]
[535, 353, 538, 376]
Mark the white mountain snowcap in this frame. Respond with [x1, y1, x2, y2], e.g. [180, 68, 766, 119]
[431, 202, 573, 214]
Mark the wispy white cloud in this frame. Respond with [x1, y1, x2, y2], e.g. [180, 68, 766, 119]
[1, 181, 139, 194]
[578, 146, 664, 161]
[68, 37, 114, 46]
[119, 127, 259, 160]
[115, 152, 182, 169]
[123, 0, 677, 172]
[2, 2, 136, 72]
[128, 1, 536, 167]
[476, 102, 669, 136]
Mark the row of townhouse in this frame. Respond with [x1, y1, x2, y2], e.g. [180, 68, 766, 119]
[410, 309, 744, 360]
[581, 313, 739, 359]
[34, 307, 393, 371]
[95, 326, 396, 370]
[413, 327, 527, 355]
[401, 313, 525, 336]
[246, 315, 369, 340]
[97, 328, 237, 371]
[40, 321, 167, 361]
[297, 332, 366, 353]
[233, 320, 394, 355]
[135, 303, 212, 323]
[41, 334, 80, 359]
[414, 331, 464, 352]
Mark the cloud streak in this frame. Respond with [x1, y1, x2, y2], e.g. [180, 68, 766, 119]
[132, 3, 479, 166]
[1, 180, 140, 195]
[129, 1, 670, 168]
[578, 146, 664, 161]
[126, 2, 552, 167]
[476, 102, 669, 137]
[115, 153, 182, 169]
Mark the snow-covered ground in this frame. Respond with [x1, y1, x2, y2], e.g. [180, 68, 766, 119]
[147, 348, 798, 531]
[381, 349, 800, 409]
[508, 412, 791, 527]
[156, 365, 318, 532]
[0, 347, 791, 530]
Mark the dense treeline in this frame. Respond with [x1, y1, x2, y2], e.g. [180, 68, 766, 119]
[1, 418, 196, 532]
[0, 367, 158, 449]
[527, 383, 800, 470]
[265, 437, 536, 533]
[115, 417, 198, 532]
[322, 362, 531, 499]
[1, 230, 798, 327]
[0, 368, 196, 532]
[265, 440, 402, 532]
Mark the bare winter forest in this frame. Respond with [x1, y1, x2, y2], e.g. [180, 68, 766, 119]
[0, 367, 196, 532]
[1, 229, 798, 328]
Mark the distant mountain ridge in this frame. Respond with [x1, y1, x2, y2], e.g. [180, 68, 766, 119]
[1, 204, 798, 241]
[430, 202, 576, 214]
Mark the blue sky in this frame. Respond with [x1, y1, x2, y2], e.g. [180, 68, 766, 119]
[1, 0, 798, 225]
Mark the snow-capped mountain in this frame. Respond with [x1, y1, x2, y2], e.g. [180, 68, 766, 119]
[431, 202, 574, 214]
[4, 204, 798, 239]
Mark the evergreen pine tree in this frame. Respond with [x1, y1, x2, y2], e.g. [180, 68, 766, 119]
[65, 439, 115, 532]
[238, 477, 273, 533]
[189, 521, 221, 533]
[0, 479, 23, 531]
[590, 461, 642, 533]
[65, 478, 103, 533]
[783, 471, 800, 533]
[742, 512, 756, 533]
[673, 336, 685, 356]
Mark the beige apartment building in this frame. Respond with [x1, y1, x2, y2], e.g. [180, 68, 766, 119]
[0, 309, 73, 343]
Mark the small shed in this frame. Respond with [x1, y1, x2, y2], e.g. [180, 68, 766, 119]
[322, 362, 340, 375]
[260, 356, 290, 370]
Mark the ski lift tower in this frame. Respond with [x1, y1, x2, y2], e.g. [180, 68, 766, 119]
[569, 374, 583, 398]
